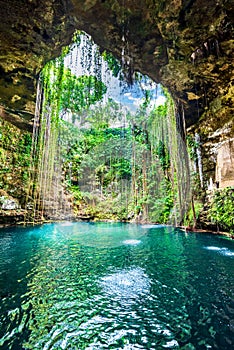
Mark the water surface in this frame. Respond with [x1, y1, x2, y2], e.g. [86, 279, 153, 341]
[0, 222, 233, 349]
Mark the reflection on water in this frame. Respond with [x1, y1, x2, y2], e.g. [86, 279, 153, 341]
[0, 222, 233, 349]
[63, 222, 144, 248]
[60, 221, 74, 227]
[141, 224, 167, 229]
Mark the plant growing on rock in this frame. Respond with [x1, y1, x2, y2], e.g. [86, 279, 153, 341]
[208, 188, 234, 233]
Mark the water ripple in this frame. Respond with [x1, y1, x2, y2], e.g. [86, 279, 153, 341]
[99, 268, 150, 302]
[0, 222, 233, 349]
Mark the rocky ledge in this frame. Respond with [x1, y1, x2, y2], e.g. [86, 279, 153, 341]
[0, 0, 233, 132]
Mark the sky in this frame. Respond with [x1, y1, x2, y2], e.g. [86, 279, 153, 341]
[64, 33, 166, 114]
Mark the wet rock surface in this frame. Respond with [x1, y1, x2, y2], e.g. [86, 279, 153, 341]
[0, 0, 233, 132]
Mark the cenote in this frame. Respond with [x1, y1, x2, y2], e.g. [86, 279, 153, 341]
[0, 222, 234, 349]
[1, 2, 234, 349]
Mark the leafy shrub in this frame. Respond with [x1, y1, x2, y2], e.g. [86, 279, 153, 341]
[208, 188, 234, 233]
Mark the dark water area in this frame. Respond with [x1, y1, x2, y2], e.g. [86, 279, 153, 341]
[0, 222, 233, 349]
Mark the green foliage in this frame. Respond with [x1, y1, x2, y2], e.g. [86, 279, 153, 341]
[74, 98, 125, 129]
[60, 84, 187, 224]
[183, 200, 203, 228]
[208, 188, 234, 233]
[41, 64, 107, 118]
[68, 185, 83, 203]
[102, 51, 121, 77]
[0, 118, 32, 202]
[155, 140, 170, 171]
[111, 158, 132, 180]
[71, 30, 82, 46]
[149, 180, 174, 223]
[60, 73, 107, 115]
[34, 48, 190, 224]
[1, 33, 191, 225]
[186, 135, 198, 161]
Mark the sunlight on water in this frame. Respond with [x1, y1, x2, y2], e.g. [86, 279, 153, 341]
[204, 246, 234, 256]
[220, 250, 234, 256]
[204, 246, 227, 251]
[122, 239, 141, 245]
[0, 222, 233, 349]
[100, 268, 150, 302]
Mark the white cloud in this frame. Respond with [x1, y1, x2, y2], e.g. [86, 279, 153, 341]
[124, 92, 132, 97]
[133, 98, 144, 107]
[140, 81, 157, 91]
[155, 95, 166, 106]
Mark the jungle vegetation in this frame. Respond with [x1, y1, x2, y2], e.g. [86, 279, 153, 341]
[0, 31, 233, 232]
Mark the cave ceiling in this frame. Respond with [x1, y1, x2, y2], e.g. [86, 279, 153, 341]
[0, 0, 233, 135]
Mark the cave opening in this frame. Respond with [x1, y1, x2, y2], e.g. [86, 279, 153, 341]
[24, 31, 192, 226]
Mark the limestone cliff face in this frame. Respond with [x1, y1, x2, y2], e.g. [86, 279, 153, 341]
[0, 0, 74, 129]
[0, 0, 233, 178]
[216, 139, 234, 188]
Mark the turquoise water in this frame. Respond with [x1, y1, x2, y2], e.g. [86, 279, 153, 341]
[0, 222, 233, 349]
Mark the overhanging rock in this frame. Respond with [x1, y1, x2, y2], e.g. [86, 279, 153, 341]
[0, 0, 233, 135]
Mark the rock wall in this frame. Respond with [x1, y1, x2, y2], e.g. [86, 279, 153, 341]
[216, 139, 234, 188]
[0, 0, 233, 185]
